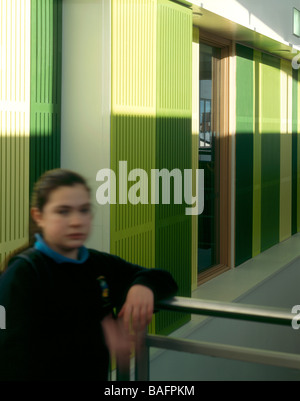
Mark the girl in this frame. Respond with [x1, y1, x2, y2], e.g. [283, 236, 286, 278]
[0, 169, 178, 381]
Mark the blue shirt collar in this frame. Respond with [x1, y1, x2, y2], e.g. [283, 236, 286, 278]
[34, 233, 89, 264]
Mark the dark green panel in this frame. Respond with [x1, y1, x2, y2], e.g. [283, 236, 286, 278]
[30, 0, 62, 195]
[292, 68, 298, 235]
[261, 134, 280, 251]
[155, 1, 192, 334]
[155, 116, 192, 334]
[260, 53, 281, 252]
[235, 44, 254, 266]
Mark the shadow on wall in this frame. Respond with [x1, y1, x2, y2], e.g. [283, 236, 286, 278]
[235, 44, 299, 267]
[29, 0, 62, 195]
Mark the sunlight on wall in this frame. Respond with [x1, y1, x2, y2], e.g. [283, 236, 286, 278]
[0, 0, 30, 266]
[0, 0, 30, 137]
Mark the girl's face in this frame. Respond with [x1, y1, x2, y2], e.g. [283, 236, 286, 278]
[31, 184, 92, 259]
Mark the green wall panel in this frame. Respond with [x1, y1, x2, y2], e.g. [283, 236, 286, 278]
[111, 0, 192, 334]
[155, 118, 192, 333]
[110, 115, 156, 268]
[292, 68, 298, 235]
[0, 0, 31, 266]
[111, 0, 157, 334]
[252, 50, 262, 257]
[30, 0, 62, 194]
[279, 60, 292, 243]
[235, 44, 254, 266]
[235, 45, 300, 266]
[260, 53, 281, 252]
[155, 0, 192, 333]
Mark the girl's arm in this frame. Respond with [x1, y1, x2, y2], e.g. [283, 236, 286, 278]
[101, 285, 154, 368]
[117, 284, 154, 332]
[94, 251, 178, 313]
[94, 251, 178, 353]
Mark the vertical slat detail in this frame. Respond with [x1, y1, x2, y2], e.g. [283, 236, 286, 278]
[279, 59, 292, 242]
[0, 0, 30, 266]
[111, 0, 192, 334]
[29, 0, 62, 195]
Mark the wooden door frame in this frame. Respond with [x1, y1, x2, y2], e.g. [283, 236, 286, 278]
[197, 30, 234, 285]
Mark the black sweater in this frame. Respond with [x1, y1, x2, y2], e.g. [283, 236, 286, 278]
[0, 249, 178, 381]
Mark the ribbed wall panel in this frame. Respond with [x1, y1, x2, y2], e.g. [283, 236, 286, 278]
[0, 0, 31, 267]
[111, 0, 156, 267]
[157, 1, 192, 117]
[279, 59, 292, 242]
[112, 0, 156, 116]
[252, 49, 261, 258]
[112, 115, 155, 233]
[191, 27, 199, 290]
[292, 67, 298, 235]
[111, 0, 192, 334]
[30, 0, 61, 193]
[155, 0, 192, 333]
[260, 53, 281, 252]
[236, 44, 300, 266]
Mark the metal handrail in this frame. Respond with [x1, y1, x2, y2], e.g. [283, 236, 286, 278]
[118, 296, 300, 381]
[157, 296, 295, 325]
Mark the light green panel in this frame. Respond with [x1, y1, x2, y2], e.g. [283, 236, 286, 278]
[110, 115, 156, 268]
[111, 0, 157, 334]
[110, 0, 156, 265]
[260, 53, 281, 252]
[0, 0, 31, 267]
[156, 0, 192, 118]
[252, 50, 261, 257]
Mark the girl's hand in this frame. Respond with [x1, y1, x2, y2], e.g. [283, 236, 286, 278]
[118, 284, 154, 334]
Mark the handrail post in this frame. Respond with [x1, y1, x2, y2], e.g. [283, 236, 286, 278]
[135, 333, 149, 381]
[116, 354, 131, 381]
[116, 297, 298, 380]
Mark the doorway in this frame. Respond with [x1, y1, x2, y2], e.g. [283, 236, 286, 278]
[198, 43, 221, 273]
[196, 36, 231, 284]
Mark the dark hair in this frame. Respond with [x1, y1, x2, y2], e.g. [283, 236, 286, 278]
[31, 168, 91, 211]
[29, 168, 91, 242]
[1, 169, 91, 272]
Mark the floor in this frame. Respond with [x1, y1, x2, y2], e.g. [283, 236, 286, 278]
[147, 232, 300, 381]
